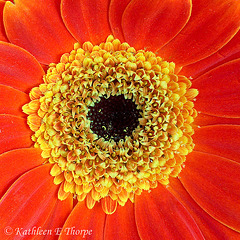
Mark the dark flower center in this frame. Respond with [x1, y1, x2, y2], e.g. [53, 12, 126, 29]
[88, 95, 142, 141]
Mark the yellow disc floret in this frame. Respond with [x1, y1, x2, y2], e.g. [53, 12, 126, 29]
[23, 35, 198, 214]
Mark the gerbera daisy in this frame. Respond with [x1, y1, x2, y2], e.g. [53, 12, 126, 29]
[0, 0, 240, 239]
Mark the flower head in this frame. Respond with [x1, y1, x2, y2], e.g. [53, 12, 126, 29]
[22, 35, 198, 214]
[0, 0, 240, 239]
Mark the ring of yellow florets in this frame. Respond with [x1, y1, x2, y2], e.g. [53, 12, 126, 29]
[23, 35, 198, 214]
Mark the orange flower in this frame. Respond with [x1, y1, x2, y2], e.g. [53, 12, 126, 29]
[0, 0, 240, 239]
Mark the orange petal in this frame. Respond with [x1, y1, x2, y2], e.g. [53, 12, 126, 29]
[0, 164, 60, 239]
[135, 185, 204, 240]
[159, 0, 240, 66]
[0, 84, 29, 117]
[180, 151, 240, 232]
[0, 114, 32, 154]
[42, 195, 73, 240]
[109, 0, 132, 42]
[122, 0, 191, 51]
[192, 59, 240, 118]
[194, 125, 240, 164]
[0, 0, 8, 42]
[0, 41, 44, 92]
[180, 31, 240, 78]
[195, 113, 240, 127]
[104, 200, 141, 240]
[61, 0, 111, 44]
[59, 201, 105, 239]
[169, 178, 240, 240]
[0, 148, 44, 198]
[4, 0, 76, 64]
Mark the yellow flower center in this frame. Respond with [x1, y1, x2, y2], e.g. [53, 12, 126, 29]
[23, 35, 198, 214]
